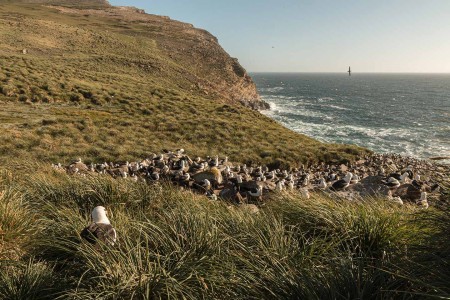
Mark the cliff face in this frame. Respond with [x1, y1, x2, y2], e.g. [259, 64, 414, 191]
[67, 4, 268, 109]
[0, 0, 267, 109]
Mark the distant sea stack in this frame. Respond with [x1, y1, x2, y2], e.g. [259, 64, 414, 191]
[13, 0, 268, 110]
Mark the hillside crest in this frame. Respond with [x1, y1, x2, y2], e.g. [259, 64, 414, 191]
[0, 0, 365, 165]
[0, 0, 268, 109]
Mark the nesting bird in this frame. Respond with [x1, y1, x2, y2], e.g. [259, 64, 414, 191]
[81, 206, 117, 246]
[384, 177, 401, 188]
[331, 172, 353, 191]
[417, 192, 429, 209]
[387, 191, 403, 205]
[318, 178, 327, 189]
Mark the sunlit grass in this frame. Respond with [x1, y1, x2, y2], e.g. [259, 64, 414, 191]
[0, 3, 447, 299]
[0, 167, 448, 299]
[0, 2, 369, 167]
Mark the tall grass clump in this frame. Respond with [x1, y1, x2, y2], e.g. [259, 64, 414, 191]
[0, 260, 65, 300]
[0, 171, 39, 260]
[395, 207, 450, 298]
[0, 169, 448, 299]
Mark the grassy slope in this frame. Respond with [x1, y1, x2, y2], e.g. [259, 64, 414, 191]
[0, 3, 368, 166]
[3, 3, 448, 299]
[0, 167, 449, 299]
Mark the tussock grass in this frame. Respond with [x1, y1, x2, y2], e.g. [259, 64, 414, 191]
[0, 259, 64, 300]
[0, 168, 448, 299]
[0, 3, 369, 167]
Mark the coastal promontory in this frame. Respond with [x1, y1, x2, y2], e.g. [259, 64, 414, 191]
[0, 0, 365, 165]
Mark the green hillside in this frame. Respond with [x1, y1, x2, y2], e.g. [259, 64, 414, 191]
[0, 3, 449, 299]
[0, 1, 368, 166]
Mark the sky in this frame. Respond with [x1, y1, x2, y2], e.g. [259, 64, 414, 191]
[109, 0, 450, 73]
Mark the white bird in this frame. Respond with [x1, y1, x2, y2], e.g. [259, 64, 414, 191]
[414, 173, 421, 181]
[350, 174, 360, 184]
[202, 179, 211, 190]
[287, 181, 295, 190]
[399, 172, 410, 184]
[384, 177, 400, 188]
[81, 206, 117, 246]
[206, 191, 217, 200]
[300, 188, 310, 199]
[318, 178, 327, 189]
[248, 186, 263, 197]
[388, 192, 403, 205]
[276, 180, 285, 191]
[181, 172, 190, 181]
[417, 192, 429, 209]
[331, 172, 353, 191]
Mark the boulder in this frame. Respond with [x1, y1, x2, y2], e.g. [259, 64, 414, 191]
[348, 176, 390, 197]
[393, 184, 421, 202]
[240, 204, 259, 214]
[67, 162, 88, 174]
[240, 180, 262, 191]
[219, 188, 242, 202]
[192, 167, 223, 184]
[340, 164, 348, 172]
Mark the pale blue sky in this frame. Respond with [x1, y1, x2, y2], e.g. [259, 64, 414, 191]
[109, 0, 450, 73]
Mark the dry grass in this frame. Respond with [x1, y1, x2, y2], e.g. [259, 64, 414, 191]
[0, 2, 369, 167]
[0, 167, 448, 299]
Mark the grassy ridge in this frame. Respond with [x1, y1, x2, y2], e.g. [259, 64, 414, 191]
[0, 167, 449, 299]
[4, 3, 448, 299]
[0, 3, 369, 166]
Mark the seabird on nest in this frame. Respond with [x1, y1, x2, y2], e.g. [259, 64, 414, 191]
[248, 186, 263, 197]
[417, 192, 429, 209]
[202, 179, 211, 190]
[81, 206, 117, 246]
[287, 181, 295, 190]
[318, 178, 327, 189]
[300, 188, 310, 199]
[388, 191, 403, 205]
[384, 177, 401, 188]
[330, 172, 353, 191]
[276, 180, 285, 191]
[206, 190, 217, 200]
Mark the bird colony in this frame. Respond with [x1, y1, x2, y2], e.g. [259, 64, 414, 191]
[51, 150, 448, 246]
[53, 150, 445, 208]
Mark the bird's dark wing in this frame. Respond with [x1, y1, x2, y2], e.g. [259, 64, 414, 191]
[81, 223, 116, 246]
[331, 179, 346, 191]
[389, 173, 401, 180]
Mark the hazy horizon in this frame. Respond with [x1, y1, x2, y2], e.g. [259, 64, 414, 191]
[110, 0, 450, 74]
[250, 71, 450, 74]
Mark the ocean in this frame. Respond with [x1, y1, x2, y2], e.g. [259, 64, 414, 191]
[251, 73, 450, 162]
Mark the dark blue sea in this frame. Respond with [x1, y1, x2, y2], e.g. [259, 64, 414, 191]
[251, 73, 450, 162]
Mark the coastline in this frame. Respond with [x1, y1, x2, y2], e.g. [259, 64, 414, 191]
[251, 72, 450, 164]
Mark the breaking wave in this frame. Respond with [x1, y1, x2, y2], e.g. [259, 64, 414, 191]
[254, 73, 450, 162]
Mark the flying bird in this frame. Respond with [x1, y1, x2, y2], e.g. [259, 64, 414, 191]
[81, 206, 117, 246]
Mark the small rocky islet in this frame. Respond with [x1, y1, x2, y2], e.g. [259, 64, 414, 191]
[53, 150, 449, 209]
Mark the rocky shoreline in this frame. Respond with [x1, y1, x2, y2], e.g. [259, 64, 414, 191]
[53, 151, 449, 209]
